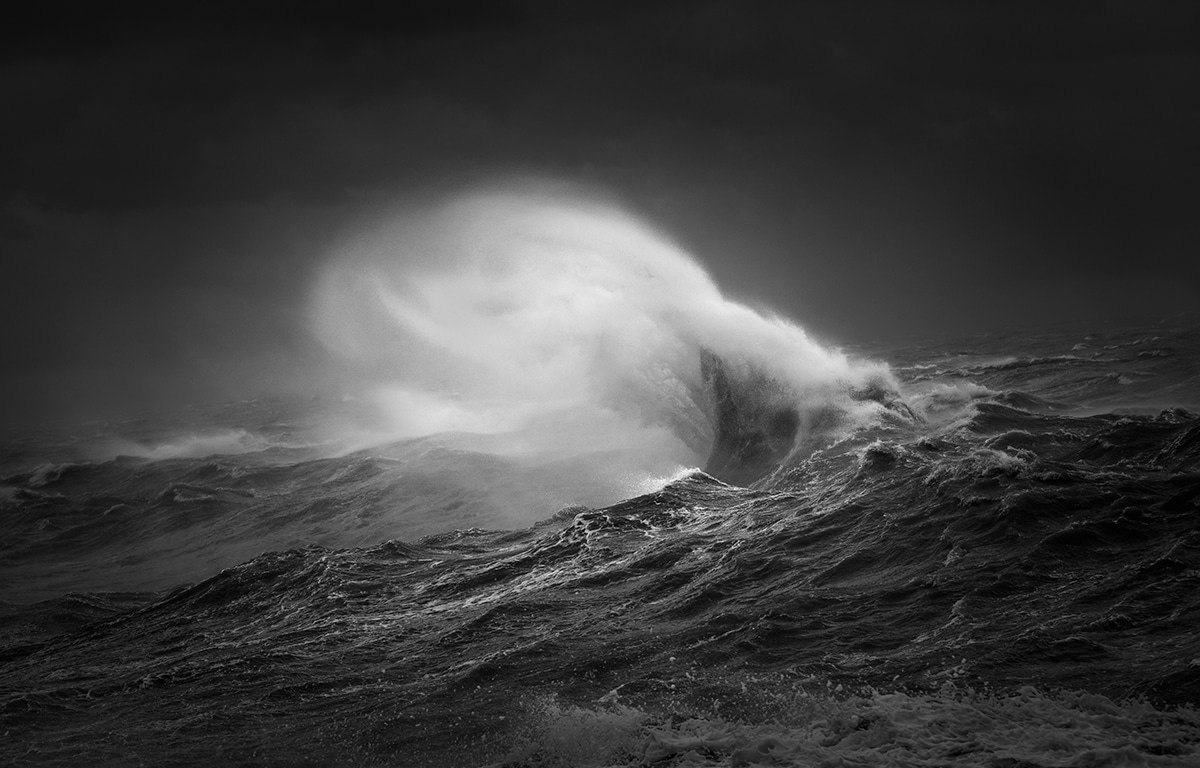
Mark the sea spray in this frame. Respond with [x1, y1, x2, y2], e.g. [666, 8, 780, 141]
[311, 184, 897, 502]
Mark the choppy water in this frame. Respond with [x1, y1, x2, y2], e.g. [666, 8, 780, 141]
[2, 319, 1199, 767]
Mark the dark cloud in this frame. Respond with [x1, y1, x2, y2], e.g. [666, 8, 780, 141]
[2, 1, 1197, 423]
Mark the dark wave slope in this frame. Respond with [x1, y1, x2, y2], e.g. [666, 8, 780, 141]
[3, 392, 1199, 766]
[3, 320, 1200, 766]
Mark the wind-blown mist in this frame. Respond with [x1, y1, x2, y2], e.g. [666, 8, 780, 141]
[311, 185, 898, 510]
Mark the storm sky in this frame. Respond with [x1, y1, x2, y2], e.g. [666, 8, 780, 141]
[2, 1, 1197, 424]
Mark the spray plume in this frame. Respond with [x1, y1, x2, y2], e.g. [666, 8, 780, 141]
[311, 183, 897, 506]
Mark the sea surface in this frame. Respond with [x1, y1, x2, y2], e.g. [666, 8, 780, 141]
[3, 319, 1200, 767]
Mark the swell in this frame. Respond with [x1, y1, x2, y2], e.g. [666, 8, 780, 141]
[3, 348, 1200, 765]
[4, 349, 1194, 605]
[3, 401, 1198, 765]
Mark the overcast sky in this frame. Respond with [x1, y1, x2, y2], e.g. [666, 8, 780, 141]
[3, 1, 1198, 424]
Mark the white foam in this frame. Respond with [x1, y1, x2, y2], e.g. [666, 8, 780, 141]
[623, 465, 706, 496]
[905, 381, 995, 429]
[28, 462, 75, 487]
[93, 429, 271, 461]
[500, 685, 1200, 767]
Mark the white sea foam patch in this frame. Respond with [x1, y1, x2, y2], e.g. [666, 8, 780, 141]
[92, 429, 272, 461]
[27, 462, 77, 487]
[311, 183, 895, 508]
[623, 466, 706, 498]
[499, 686, 1200, 767]
[905, 381, 995, 423]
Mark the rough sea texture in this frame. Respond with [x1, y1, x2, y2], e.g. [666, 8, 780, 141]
[2, 319, 1199, 767]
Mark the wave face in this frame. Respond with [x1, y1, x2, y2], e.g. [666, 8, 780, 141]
[312, 186, 896, 497]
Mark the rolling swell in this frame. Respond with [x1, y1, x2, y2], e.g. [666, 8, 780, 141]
[3, 335, 1200, 765]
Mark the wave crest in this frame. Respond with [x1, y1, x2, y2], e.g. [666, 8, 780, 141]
[313, 184, 897, 494]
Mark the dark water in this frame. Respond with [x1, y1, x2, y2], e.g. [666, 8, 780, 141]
[3, 320, 1200, 766]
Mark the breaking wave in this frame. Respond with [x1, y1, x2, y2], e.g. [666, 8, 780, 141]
[312, 184, 899, 494]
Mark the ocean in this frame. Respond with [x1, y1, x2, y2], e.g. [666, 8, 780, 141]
[2, 318, 1198, 767]
[2, 193, 1199, 766]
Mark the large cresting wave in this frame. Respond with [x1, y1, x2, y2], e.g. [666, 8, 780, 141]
[311, 183, 901, 500]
